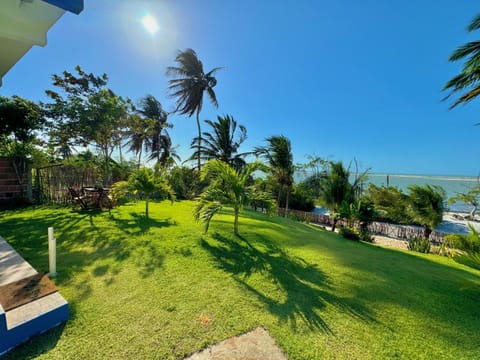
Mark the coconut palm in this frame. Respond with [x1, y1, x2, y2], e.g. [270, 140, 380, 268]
[137, 95, 172, 166]
[320, 161, 369, 232]
[125, 114, 149, 167]
[407, 184, 446, 240]
[166, 49, 220, 170]
[194, 160, 267, 235]
[443, 14, 480, 108]
[191, 114, 250, 169]
[255, 135, 294, 217]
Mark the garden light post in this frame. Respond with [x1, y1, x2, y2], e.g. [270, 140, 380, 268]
[48, 227, 57, 277]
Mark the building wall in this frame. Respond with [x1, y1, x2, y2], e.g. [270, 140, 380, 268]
[0, 157, 31, 203]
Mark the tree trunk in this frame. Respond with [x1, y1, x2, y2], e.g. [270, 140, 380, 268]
[332, 217, 337, 232]
[470, 206, 477, 219]
[284, 187, 290, 218]
[196, 108, 202, 171]
[138, 147, 142, 169]
[234, 206, 239, 235]
[424, 226, 431, 240]
[277, 187, 282, 208]
[145, 197, 149, 219]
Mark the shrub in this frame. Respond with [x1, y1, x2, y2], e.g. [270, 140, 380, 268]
[444, 225, 480, 253]
[453, 252, 480, 270]
[168, 166, 205, 200]
[408, 237, 431, 253]
[339, 227, 360, 241]
[359, 229, 374, 243]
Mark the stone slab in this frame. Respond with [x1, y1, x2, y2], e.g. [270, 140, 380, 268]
[0, 237, 37, 286]
[185, 327, 288, 360]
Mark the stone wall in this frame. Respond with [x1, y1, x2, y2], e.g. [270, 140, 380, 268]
[0, 157, 31, 204]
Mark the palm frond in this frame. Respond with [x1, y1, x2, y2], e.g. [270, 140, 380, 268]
[467, 14, 480, 32]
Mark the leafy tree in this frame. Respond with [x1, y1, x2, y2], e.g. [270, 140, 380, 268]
[255, 135, 294, 217]
[168, 166, 204, 200]
[365, 184, 411, 224]
[407, 184, 446, 240]
[443, 14, 480, 108]
[296, 154, 327, 199]
[191, 114, 250, 169]
[320, 161, 368, 232]
[166, 49, 220, 170]
[448, 186, 480, 219]
[0, 95, 45, 142]
[194, 160, 267, 235]
[128, 168, 175, 219]
[44, 66, 132, 185]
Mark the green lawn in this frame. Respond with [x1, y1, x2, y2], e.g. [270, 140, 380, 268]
[1, 201, 479, 359]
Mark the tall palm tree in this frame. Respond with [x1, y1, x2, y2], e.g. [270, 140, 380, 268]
[166, 49, 220, 170]
[137, 95, 172, 166]
[191, 114, 250, 169]
[125, 114, 149, 167]
[255, 135, 294, 217]
[443, 14, 480, 108]
[194, 160, 267, 235]
[407, 184, 445, 240]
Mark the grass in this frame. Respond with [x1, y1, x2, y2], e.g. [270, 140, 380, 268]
[1, 200, 479, 359]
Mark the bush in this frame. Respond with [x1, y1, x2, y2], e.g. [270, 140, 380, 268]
[408, 237, 431, 253]
[339, 227, 360, 241]
[359, 229, 374, 243]
[168, 166, 205, 200]
[445, 226, 480, 253]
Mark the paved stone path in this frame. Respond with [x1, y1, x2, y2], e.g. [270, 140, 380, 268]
[185, 327, 287, 360]
[0, 237, 37, 286]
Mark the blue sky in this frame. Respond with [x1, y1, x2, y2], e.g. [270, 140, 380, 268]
[1, 0, 480, 176]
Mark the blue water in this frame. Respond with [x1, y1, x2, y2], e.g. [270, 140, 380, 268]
[367, 174, 479, 213]
[300, 172, 480, 213]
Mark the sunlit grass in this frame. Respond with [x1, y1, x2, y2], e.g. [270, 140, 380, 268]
[1, 201, 479, 359]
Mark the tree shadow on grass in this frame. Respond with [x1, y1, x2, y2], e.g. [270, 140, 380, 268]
[110, 212, 176, 235]
[201, 233, 376, 332]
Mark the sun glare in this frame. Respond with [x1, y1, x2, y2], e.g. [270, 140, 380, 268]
[141, 14, 159, 35]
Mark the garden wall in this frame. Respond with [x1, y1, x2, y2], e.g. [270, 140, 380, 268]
[0, 157, 32, 205]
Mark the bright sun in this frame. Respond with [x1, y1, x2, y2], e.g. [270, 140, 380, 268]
[141, 14, 159, 35]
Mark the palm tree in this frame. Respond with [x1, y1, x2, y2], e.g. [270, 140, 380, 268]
[194, 160, 267, 235]
[407, 184, 446, 240]
[191, 114, 250, 169]
[166, 49, 220, 170]
[255, 135, 294, 217]
[125, 114, 149, 168]
[137, 95, 172, 166]
[320, 161, 369, 232]
[128, 167, 175, 219]
[443, 14, 480, 108]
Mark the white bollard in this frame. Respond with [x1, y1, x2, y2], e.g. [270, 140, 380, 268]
[48, 227, 57, 277]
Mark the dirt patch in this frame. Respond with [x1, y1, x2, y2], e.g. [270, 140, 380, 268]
[373, 235, 409, 250]
[185, 327, 287, 360]
[0, 273, 58, 311]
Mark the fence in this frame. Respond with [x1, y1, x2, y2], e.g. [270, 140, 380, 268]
[33, 165, 101, 205]
[278, 208, 447, 244]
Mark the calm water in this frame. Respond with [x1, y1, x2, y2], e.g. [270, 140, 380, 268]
[299, 172, 480, 213]
[366, 174, 479, 213]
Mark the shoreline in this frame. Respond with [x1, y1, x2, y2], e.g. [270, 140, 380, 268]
[372, 211, 479, 250]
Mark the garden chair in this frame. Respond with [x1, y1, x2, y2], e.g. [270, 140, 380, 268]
[68, 187, 88, 209]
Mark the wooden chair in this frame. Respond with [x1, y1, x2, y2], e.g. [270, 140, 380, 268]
[68, 187, 88, 209]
